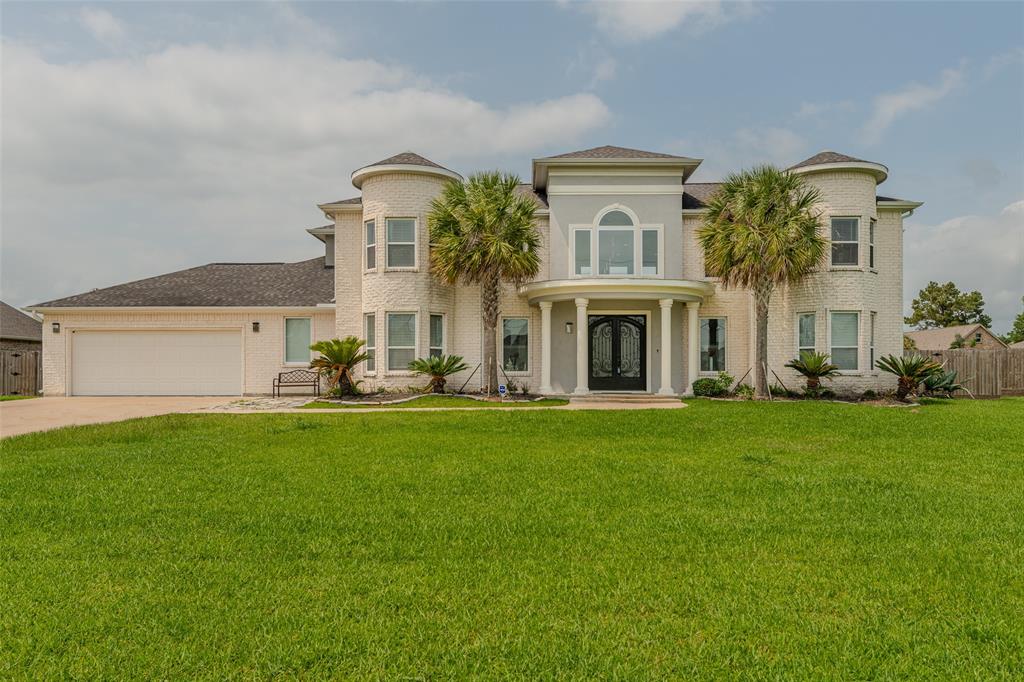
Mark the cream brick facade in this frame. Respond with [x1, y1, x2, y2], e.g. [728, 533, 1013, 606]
[34, 147, 918, 397]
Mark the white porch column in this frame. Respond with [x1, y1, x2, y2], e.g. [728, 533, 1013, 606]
[685, 301, 701, 396]
[658, 298, 675, 395]
[539, 301, 553, 394]
[574, 297, 589, 394]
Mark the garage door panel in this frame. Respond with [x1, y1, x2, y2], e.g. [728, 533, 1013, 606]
[72, 331, 242, 396]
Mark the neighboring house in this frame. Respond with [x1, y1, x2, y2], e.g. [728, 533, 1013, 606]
[30, 146, 921, 396]
[904, 324, 1008, 351]
[1, 300, 42, 352]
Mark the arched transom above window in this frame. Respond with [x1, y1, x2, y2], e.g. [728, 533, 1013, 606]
[572, 205, 663, 278]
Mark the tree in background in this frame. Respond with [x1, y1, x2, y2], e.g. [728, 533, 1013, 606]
[905, 281, 992, 329]
[1002, 296, 1024, 345]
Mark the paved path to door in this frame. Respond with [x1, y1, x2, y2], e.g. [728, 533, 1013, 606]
[1, 397, 231, 439]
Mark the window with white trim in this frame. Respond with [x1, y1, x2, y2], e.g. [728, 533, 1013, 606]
[502, 318, 529, 372]
[364, 313, 376, 373]
[830, 311, 859, 370]
[641, 229, 659, 275]
[869, 218, 876, 269]
[598, 229, 634, 275]
[797, 312, 816, 356]
[831, 217, 859, 266]
[365, 220, 376, 270]
[387, 312, 416, 371]
[386, 218, 416, 268]
[870, 312, 877, 370]
[700, 317, 726, 372]
[574, 229, 592, 275]
[284, 317, 312, 364]
[429, 314, 444, 358]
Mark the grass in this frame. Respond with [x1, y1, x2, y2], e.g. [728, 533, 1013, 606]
[2, 399, 1022, 678]
[0, 395, 36, 401]
[300, 395, 569, 409]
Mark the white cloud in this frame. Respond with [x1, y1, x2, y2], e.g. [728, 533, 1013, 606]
[795, 99, 854, 119]
[673, 126, 809, 180]
[78, 7, 126, 46]
[577, 0, 757, 42]
[0, 41, 610, 307]
[984, 46, 1024, 79]
[862, 63, 965, 144]
[904, 200, 1024, 334]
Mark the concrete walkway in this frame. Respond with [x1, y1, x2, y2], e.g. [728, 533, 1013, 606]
[1, 396, 231, 439]
[196, 396, 687, 414]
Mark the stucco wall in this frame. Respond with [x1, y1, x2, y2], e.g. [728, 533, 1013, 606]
[39, 309, 334, 396]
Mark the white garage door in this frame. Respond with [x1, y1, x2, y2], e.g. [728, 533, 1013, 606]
[72, 330, 242, 396]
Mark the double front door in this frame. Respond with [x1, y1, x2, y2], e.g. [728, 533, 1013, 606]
[588, 315, 646, 391]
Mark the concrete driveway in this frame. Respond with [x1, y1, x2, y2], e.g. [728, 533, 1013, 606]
[1, 396, 232, 439]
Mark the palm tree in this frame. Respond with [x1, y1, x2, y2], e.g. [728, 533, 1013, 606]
[409, 354, 469, 394]
[876, 353, 942, 401]
[698, 165, 827, 398]
[428, 171, 540, 394]
[784, 351, 840, 393]
[309, 336, 369, 396]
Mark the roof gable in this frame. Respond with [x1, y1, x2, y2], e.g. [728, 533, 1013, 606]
[1, 301, 42, 341]
[547, 145, 691, 160]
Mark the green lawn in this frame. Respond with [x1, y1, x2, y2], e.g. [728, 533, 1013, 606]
[2, 399, 1022, 678]
[300, 395, 569, 409]
[0, 394, 36, 401]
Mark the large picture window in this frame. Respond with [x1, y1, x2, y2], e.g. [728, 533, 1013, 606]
[364, 313, 376, 373]
[365, 220, 376, 270]
[798, 312, 816, 356]
[830, 311, 859, 370]
[387, 312, 416, 371]
[284, 317, 312, 364]
[386, 218, 416, 268]
[574, 207, 661, 278]
[502, 318, 529, 372]
[700, 317, 726, 372]
[598, 230, 634, 275]
[831, 217, 859, 266]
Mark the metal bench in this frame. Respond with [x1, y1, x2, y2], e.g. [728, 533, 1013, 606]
[273, 369, 320, 397]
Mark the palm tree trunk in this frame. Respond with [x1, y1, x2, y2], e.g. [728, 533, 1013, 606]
[754, 286, 771, 399]
[481, 271, 500, 395]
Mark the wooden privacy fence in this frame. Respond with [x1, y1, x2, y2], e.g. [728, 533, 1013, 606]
[908, 348, 1024, 398]
[1, 349, 42, 396]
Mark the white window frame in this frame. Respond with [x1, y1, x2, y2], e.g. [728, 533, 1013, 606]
[567, 204, 664, 279]
[870, 311, 877, 371]
[364, 219, 377, 272]
[364, 313, 376, 375]
[283, 316, 313, 366]
[869, 218, 876, 270]
[385, 217, 417, 270]
[796, 312, 816, 356]
[829, 310, 860, 373]
[501, 316, 530, 374]
[429, 313, 445, 358]
[385, 311, 417, 374]
[699, 316, 727, 375]
[830, 216, 860, 268]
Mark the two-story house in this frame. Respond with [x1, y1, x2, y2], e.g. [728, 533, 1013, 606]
[31, 146, 921, 396]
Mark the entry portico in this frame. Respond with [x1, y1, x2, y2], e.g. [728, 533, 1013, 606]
[524, 278, 715, 396]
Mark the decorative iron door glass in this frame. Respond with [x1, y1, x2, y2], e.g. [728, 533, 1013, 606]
[588, 315, 645, 391]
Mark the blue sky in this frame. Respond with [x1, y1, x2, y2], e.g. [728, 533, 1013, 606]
[2, 1, 1022, 331]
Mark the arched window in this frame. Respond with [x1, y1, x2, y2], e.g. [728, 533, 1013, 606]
[572, 205, 662, 277]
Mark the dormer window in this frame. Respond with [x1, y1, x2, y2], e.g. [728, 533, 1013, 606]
[572, 205, 662, 278]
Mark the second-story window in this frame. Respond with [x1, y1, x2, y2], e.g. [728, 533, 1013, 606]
[869, 218, 876, 269]
[831, 217, 859, 266]
[386, 218, 416, 268]
[365, 220, 376, 270]
[579, 207, 661, 278]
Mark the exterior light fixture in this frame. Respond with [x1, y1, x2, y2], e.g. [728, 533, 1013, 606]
[565, 322, 574, 334]
[252, 322, 260, 333]
[52, 322, 61, 333]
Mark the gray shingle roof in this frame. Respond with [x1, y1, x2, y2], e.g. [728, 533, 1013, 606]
[359, 151, 452, 172]
[1, 301, 42, 341]
[516, 183, 548, 208]
[789, 150, 875, 170]
[321, 196, 362, 206]
[682, 183, 724, 209]
[33, 257, 334, 308]
[548, 145, 691, 160]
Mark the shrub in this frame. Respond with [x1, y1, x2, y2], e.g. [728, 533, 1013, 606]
[310, 337, 369, 396]
[784, 351, 840, 394]
[861, 389, 877, 400]
[692, 371, 734, 397]
[922, 368, 967, 398]
[876, 353, 943, 401]
[408, 354, 469, 394]
[735, 383, 755, 400]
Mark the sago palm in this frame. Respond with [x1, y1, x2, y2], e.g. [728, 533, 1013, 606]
[698, 165, 827, 398]
[309, 336, 369, 396]
[784, 351, 840, 392]
[409, 354, 469, 394]
[428, 171, 540, 394]
[876, 353, 942, 401]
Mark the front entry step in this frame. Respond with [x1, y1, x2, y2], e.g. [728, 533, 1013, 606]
[569, 393, 679, 403]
